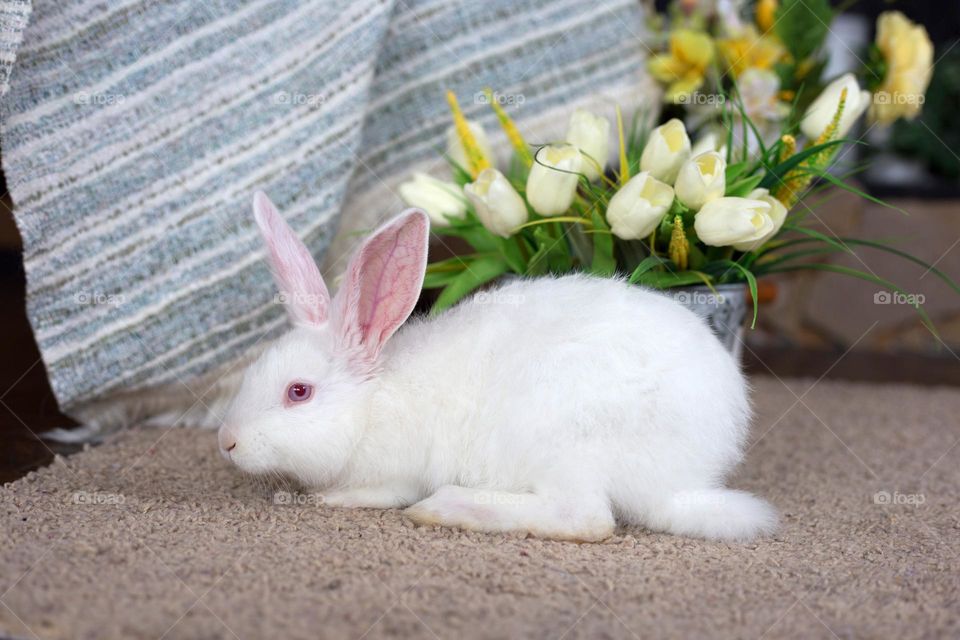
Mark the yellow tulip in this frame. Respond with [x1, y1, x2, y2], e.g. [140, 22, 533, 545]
[717, 26, 784, 77]
[648, 29, 714, 102]
[756, 0, 777, 33]
[869, 11, 933, 126]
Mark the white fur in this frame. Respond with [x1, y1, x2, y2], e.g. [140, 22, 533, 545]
[222, 273, 777, 542]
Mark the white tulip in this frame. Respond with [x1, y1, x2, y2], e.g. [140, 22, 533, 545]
[605, 171, 675, 240]
[398, 172, 466, 226]
[640, 118, 691, 184]
[733, 188, 788, 251]
[464, 168, 528, 237]
[526, 144, 582, 216]
[565, 109, 610, 181]
[690, 131, 727, 158]
[800, 73, 870, 140]
[674, 151, 726, 211]
[446, 120, 495, 171]
[694, 197, 774, 248]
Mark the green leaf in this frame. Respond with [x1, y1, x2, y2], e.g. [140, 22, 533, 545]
[728, 83, 768, 159]
[422, 267, 467, 289]
[725, 160, 750, 183]
[809, 169, 908, 214]
[758, 139, 848, 189]
[435, 218, 500, 253]
[726, 173, 764, 197]
[774, 0, 832, 62]
[526, 226, 571, 276]
[772, 236, 960, 295]
[780, 223, 852, 253]
[589, 210, 616, 276]
[430, 256, 508, 314]
[627, 255, 670, 284]
[634, 269, 713, 289]
[751, 246, 845, 275]
[495, 235, 528, 274]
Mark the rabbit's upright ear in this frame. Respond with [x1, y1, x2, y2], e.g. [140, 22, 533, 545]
[252, 191, 331, 326]
[332, 208, 430, 366]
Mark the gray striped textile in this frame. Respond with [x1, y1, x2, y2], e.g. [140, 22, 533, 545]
[2, 0, 656, 430]
[0, 0, 29, 99]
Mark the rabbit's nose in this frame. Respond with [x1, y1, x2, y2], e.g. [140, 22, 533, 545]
[218, 428, 238, 457]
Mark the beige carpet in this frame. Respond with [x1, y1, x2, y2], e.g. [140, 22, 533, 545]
[2, 377, 959, 640]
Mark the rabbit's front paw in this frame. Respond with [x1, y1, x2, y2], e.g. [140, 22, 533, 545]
[404, 485, 494, 529]
[322, 486, 419, 509]
[405, 485, 615, 542]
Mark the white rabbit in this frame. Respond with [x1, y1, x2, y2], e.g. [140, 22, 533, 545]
[219, 192, 777, 542]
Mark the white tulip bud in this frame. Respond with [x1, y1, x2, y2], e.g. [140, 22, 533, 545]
[694, 197, 774, 248]
[526, 144, 582, 216]
[800, 73, 870, 140]
[464, 168, 528, 237]
[398, 172, 466, 227]
[690, 131, 728, 159]
[732, 188, 788, 251]
[640, 118, 691, 184]
[565, 109, 610, 182]
[674, 151, 726, 211]
[605, 171, 675, 240]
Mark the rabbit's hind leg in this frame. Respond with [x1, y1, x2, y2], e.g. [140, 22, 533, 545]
[404, 484, 615, 542]
[620, 488, 778, 541]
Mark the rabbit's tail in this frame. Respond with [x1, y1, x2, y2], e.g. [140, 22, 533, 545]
[655, 489, 778, 541]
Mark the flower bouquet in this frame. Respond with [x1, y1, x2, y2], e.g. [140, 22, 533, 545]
[644, 0, 934, 145]
[397, 5, 957, 343]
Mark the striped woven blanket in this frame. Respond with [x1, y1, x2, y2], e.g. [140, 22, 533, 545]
[1, 0, 656, 433]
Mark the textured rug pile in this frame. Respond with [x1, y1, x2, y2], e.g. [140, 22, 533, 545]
[2, 377, 958, 639]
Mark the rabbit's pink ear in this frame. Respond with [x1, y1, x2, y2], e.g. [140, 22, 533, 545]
[332, 209, 430, 366]
[252, 191, 330, 326]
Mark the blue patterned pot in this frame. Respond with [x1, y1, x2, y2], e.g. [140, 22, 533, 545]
[667, 284, 748, 359]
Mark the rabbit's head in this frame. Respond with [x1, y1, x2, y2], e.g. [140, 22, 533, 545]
[219, 192, 429, 486]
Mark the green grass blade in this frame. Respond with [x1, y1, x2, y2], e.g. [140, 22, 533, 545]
[628, 255, 670, 284]
[430, 256, 508, 314]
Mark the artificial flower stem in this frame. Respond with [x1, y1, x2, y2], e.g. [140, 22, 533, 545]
[512, 216, 593, 230]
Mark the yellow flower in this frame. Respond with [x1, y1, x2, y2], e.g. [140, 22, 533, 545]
[717, 26, 784, 77]
[756, 0, 777, 34]
[668, 216, 689, 270]
[446, 90, 491, 177]
[484, 88, 533, 167]
[648, 29, 714, 102]
[869, 11, 933, 126]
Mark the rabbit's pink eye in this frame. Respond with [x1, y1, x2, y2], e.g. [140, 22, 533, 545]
[286, 383, 313, 404]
